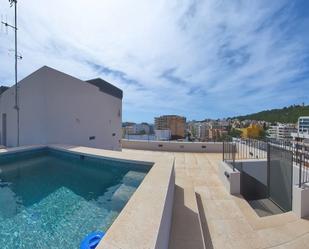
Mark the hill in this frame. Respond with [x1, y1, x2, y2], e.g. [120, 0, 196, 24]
[234, 105, 309, 123]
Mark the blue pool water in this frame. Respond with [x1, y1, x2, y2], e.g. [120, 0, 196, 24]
[0, 148, 151, 249]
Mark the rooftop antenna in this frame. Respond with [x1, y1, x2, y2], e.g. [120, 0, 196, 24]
[1, 15, 9, 34]
[1, 0, 20, 146]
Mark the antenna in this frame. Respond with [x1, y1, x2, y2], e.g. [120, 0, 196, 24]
[0, 15, 9, 34]
[8, 49, 22, 60]
[1, 0, 20, 147]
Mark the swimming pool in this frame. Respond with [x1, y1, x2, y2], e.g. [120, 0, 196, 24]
[0, 148, 151, 248]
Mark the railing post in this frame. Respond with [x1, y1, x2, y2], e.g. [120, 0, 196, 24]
[222, 141, 225, 161]
[232, 142, 236, 171]
[299, 152, 302, 188]
[267, 143, 270, 197]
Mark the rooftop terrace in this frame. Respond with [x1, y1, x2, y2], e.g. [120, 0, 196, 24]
[1, 146, 309, 249]
[123, 149, 309, 249]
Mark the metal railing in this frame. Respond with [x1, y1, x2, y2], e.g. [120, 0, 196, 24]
[296, 149, 309, 187]
[223, 138, 309, 186]
[123, 134, 157, 141]
[266, 140, 309, 186]
[223, 139, 267, 163]
[222, 141, 237, 170]
[123, 133, 231, 143]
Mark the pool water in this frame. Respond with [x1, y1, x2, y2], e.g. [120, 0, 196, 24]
[0, 148, 150, 249]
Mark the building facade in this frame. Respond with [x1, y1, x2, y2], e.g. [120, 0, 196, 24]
[132, 123, 150, 134]
[268, 123, 297, 140]
[197, 123, 210, 141]
[291, 117, 309, 144]
[154, 115, 186, 139]
[0, 66, 122, 150]
[154, 129, 171, 141]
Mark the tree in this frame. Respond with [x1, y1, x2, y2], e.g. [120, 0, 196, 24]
[228, 128, 242, 138]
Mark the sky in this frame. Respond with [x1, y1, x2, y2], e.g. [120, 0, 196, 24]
[0, 0, 308, 123]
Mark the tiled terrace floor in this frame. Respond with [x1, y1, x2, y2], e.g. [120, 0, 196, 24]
[123, 149, 309, 249]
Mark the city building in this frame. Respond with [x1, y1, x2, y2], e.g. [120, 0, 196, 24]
[154, 129, 171, 140]
[268, 123, 297, 140]
[208, 128, 228, 141]
[122, 123, 151, 136]
[122, 125, 135, 135]
[299, 117, 309, 132]
[154, 115, 186, 139]
[291, 116, 309, 144]
[0, 66, 122, 150]
[132, 123, 150, 134]
[197, 123, 210, 141]
[187, 120, 229, 141]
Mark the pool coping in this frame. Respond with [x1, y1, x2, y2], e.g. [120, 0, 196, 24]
[0, 145, 175, 249]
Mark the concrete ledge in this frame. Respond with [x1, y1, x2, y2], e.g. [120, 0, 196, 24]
[55, 145, 175, 249]
[122, 139, 223, 153]
[219, 161, 240, 195]
[293, 184, 309, 218]
[155, 164, 175, 249]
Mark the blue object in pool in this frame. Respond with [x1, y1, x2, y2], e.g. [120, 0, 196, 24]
[80, 231, 105, 249]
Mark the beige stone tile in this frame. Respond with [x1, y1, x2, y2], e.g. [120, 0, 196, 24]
[256, 225, 306, 248]
[184, 153, 198, 166]
[195, 186, 231, 200]
[185, 168, 216, 178]
[193, 175, 223, 188]
[202, 199, 244, 220]
[275, 233, 309, 249]
[212, 234, 263, 249]
[210, 218, 253, 239]
[96, 240, 120, 249]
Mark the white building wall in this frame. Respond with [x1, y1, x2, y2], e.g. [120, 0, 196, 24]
[155, 129, 171, 141]
[0, 66, 122, 150]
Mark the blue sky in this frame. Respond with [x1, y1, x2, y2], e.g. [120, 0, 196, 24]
[0, 0, 308, 123]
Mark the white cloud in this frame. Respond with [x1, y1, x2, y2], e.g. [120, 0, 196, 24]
[0, 0, 308, 122]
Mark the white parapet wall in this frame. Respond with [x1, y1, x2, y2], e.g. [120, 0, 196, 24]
[219, 161, 240, 194]
[293, 184, 309, 218]
[121, 139, 223, 153]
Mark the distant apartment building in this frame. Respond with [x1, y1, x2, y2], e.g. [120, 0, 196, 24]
[122, 125, 135, 135]
[268, 123, 297, 140]
[298, 117, 309, 134]
[208, 129, 228, 141]
[210, 120, 229, 130]
[132, 123, 150, 134]
[187, 121, 228, 141]
[291, 117, 309, 144]
[187, 122, 206, 141]
[197, 123, 210, 141]
[154, 115, 186, 139]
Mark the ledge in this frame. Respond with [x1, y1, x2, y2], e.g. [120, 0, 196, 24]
[122, 139, 223, 153]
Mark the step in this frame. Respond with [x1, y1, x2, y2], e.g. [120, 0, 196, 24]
[110, 183, 136, 211]
[169, 171, 206, 249]
[121, 171, 147, 187]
